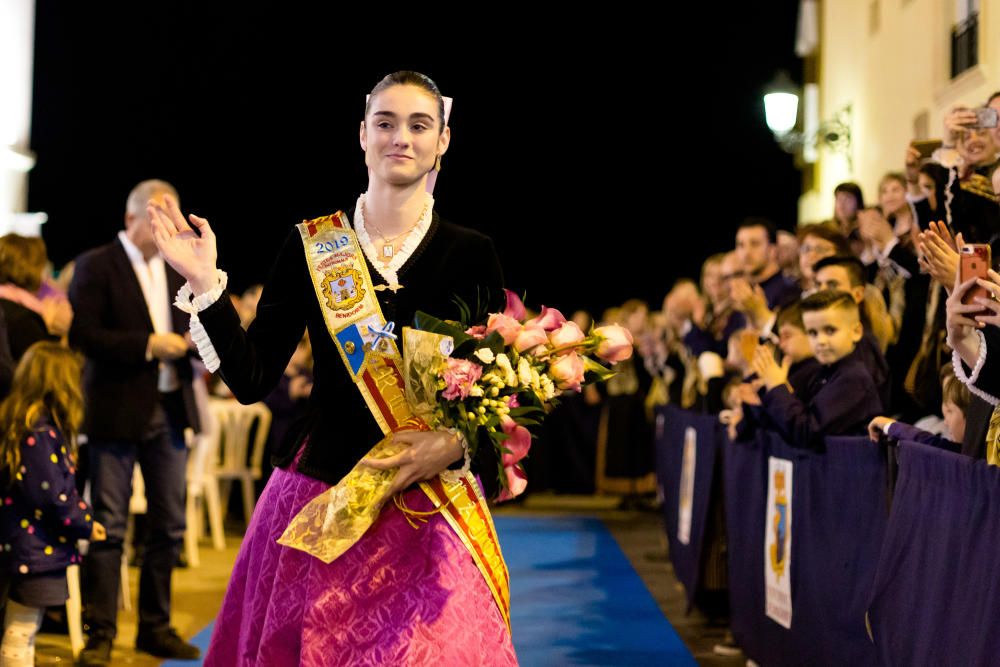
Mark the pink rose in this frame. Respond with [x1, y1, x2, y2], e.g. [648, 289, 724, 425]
[514, 322, 548, 353]
[507, 394, 520, 409]
[548, 321, 585, 350]
[500, 416, 532, 466]
[465, 325, 488, 340]
[486, 313, 523, 345]
[594, 325, 634, 363]
[548, 352, 585, 391]
[497, 464, 528, 502]
[503, 289, 526, 321]
[526, 306, 567, 332]
[440, 358, 483, 400]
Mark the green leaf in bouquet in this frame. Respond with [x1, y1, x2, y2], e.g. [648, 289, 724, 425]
[451, 338, 480, 359]
[514, 418, 542, 427]
[489, 430, 510, 443]
[465, 423, 480, 457]
[413, 311, 473, 346]
[453, 332, 505, 362]
[582, 356, 616, 382]
[452, 294, 472, 327]
[482, 330, 505, 355]
[472, 286, 496, 324]
[508, 406, 545, 417]
[450, 288, 494, 328]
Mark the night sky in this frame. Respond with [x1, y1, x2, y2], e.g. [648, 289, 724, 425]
[28, 3, 803, 319]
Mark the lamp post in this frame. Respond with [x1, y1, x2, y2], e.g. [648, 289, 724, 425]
[763, 71, 853, 173]
[764, 71, 800, 136]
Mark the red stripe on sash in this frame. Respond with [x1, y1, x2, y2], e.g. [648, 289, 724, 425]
[360, 368, 399, 431]
[427, 478, 507, 598]
[463, 478, 510, 580]
[381, 358, 406, 390]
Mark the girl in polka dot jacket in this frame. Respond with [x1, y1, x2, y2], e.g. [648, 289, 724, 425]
[0, 342, 105, 667]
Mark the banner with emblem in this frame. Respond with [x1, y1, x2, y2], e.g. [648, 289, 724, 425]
[764, 456, 793, 629]
[726, 432, 886, 665]
[653, 405, 721, 610]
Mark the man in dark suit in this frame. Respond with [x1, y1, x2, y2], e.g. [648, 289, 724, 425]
[68, 180, 201, 665]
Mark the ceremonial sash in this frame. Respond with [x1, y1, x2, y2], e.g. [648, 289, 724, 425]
[276, 211, 510, 631]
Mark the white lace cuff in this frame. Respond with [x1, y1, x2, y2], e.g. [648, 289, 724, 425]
[174, 270, 228, 314]
[953, 330, 999, 406]
[173, 270, 228, 373]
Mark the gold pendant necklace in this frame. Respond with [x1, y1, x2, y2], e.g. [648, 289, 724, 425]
[364, 200, 430, 261]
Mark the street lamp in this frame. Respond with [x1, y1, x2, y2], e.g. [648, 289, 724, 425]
[764, 71, 800, 135]
[763, 71, 853, 172]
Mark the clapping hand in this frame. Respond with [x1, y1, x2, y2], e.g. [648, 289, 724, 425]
[751, 344, 791, 392]
[917, 224, 962, 290]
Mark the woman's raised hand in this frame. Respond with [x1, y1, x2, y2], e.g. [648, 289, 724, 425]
[149, 194, 219, 295]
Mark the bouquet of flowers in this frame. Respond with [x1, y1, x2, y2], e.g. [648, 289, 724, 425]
[402, 289, 634, 500]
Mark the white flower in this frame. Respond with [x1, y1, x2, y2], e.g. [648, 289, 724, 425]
[474, 348, 496, 364]
[540, 375, 557, 400]
[496, 353, 518, 386]
[496, 353, 513, 373]
[518, 357, 533, 388]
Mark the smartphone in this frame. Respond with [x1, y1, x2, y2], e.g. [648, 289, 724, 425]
[911, 139, 943, 159]
[974, 107, 999, 129]
[960, 244, 993, 313]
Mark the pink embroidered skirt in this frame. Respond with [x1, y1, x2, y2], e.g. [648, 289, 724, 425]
[203, 451, 518, 666]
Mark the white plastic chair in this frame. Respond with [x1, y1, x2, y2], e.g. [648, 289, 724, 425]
[208, 398, 272, 528]
[118, 462, 147, 612]
[186, 390, 226, 555]
[66, 564, 84, 658]
[183, 370, 224, 560]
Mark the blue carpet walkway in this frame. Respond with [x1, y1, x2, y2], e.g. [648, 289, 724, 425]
[165, 515, 694, 666]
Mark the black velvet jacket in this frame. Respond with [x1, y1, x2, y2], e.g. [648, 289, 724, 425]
[199, 210, 505, 491]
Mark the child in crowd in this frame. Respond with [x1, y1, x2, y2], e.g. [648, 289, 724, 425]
[727, 302, 819, 440]
[775, 301, 821, 396]
[750, 290, 883, 450]
[0, 342, 105, 667]
[812, 255, 892, 407]
[868, 365, 970, 452]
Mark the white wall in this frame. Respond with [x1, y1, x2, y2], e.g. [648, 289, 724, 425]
[800, 0, 1000, 223]
[0, 0, 42, 236]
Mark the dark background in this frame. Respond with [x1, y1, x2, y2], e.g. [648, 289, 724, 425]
[29, 3, 803, 318]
